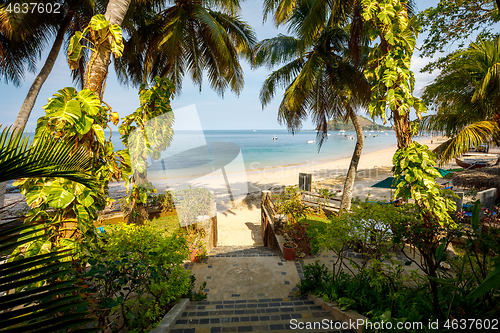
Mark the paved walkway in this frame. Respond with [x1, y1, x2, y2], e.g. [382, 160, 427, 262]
[176, 246, 352, 333]
[172, 198, 357, 332]
[185, 246, 302, 301]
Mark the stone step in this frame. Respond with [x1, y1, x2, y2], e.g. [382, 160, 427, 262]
[208, 246, 280, 258]
[171, 297, 353, 333]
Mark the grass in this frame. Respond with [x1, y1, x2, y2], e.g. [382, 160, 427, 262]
[148, 214, 180, 236]
[300, 214, 330, 255]
[96, 212, 181, 237]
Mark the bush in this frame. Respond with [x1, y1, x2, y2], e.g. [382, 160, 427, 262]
[86, 222, 200, 332]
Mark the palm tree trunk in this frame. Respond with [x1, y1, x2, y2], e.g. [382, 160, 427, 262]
[393, 105, 412, 149]
[13, 11, 75, 131]
[84, 0, 131, 99]
[0, 12, 74, 223]
[340, 109, 364, 211]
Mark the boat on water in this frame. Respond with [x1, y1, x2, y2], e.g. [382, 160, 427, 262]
[339, 130, 346, 133]
[307, 140, 316, 143]
[455, 155, 499, 169]
[272, 136, 278, 140]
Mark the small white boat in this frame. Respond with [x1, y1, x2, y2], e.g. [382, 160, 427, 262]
[327, 133, 331, 136]
[272, 136, 278, 140]
[340, 130, 346, 133]
[307, 140, 315, 143]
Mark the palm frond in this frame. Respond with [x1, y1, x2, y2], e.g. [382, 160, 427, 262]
[260, 58, 305, 107]
[433, 121, 499, 164]
[0, 126, 96, 187]
[253, 35, 303, 68]
[0, 219, 99, 333]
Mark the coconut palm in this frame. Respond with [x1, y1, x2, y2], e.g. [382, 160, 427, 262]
[254, 0, 371, 210]
[420, 36, 500, 164]
[83, 0, 133, 98]
[0, 1, 101, 132]
[113, 0, 257, 95]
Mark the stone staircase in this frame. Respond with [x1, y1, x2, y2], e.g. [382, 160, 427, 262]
[171, 297, 353, 333]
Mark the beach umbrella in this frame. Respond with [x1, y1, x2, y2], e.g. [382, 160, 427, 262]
[371, 177, 404, 189]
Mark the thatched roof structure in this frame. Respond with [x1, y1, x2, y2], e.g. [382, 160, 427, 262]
[452, 166, 500, 190]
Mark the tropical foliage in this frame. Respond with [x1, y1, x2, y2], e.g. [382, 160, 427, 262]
[392, 142, 456, 226]
[86, 223, 195, 331]
[418, 0, 500, 71]
[298, 202, 500, 325]
[0, 127, 100, 332]
[12, 15, 128, 259]
[420, 35, 500, 163]
[0, 219, 99, 333]
[0, 126, 94, 187]
[118, 76, 175, 224]
[361, 0, 426, 148]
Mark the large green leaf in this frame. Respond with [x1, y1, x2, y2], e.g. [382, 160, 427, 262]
[45, 99, 82, 125]
[74, 115, 93, 135]
[67, 31, 86, 71]
[24, 184, 49, 209]
[92, 124, 105, 145]
[77, 89, 101, 116]
[88, 14, 109, 30]
[46, 184, 76, 209]
[109, 24, 124, 57]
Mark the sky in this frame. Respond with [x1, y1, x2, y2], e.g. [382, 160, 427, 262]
[0, 0, 442, 131]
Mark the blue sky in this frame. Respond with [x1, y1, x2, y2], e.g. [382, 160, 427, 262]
[1, 0, 441, 131]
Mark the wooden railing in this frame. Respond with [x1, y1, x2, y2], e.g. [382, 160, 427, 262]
[301, 191, 341, 213]
[261, 191, 281, 252]
[261, 189, 342, 251]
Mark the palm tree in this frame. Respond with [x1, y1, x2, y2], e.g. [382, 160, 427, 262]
[254, 0, 371, 210]
[0, 1, 99, 217]
[84, 0, 132, 98]
[420, 36, 500, 163]
[112, 0, 257, 96]
[262, 0, 418, 149]
[0, 1, 101, 132]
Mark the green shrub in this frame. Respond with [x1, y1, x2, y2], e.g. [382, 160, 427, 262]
[86, 223, 201, 332]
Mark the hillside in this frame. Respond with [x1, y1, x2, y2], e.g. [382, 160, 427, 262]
[327, 115, 391, 131]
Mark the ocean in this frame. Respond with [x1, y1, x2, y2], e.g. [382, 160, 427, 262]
[116, 129, 399, 172]
[27, 129, 399, 171]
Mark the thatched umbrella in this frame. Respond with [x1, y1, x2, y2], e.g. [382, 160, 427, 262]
[452, 166, 500, 198]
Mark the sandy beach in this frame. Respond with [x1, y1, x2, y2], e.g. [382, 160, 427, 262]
[213, 136, 453, 246]
[3, 136, 453, 246]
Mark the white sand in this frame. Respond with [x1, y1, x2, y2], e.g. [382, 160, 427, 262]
[3, 136, 452, 247]
[216, 136, 452, 245]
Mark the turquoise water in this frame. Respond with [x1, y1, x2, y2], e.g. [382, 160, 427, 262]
[200, 130, 397, 169]
[28, 129, 399, 171]
[122, 129, 399, 171]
